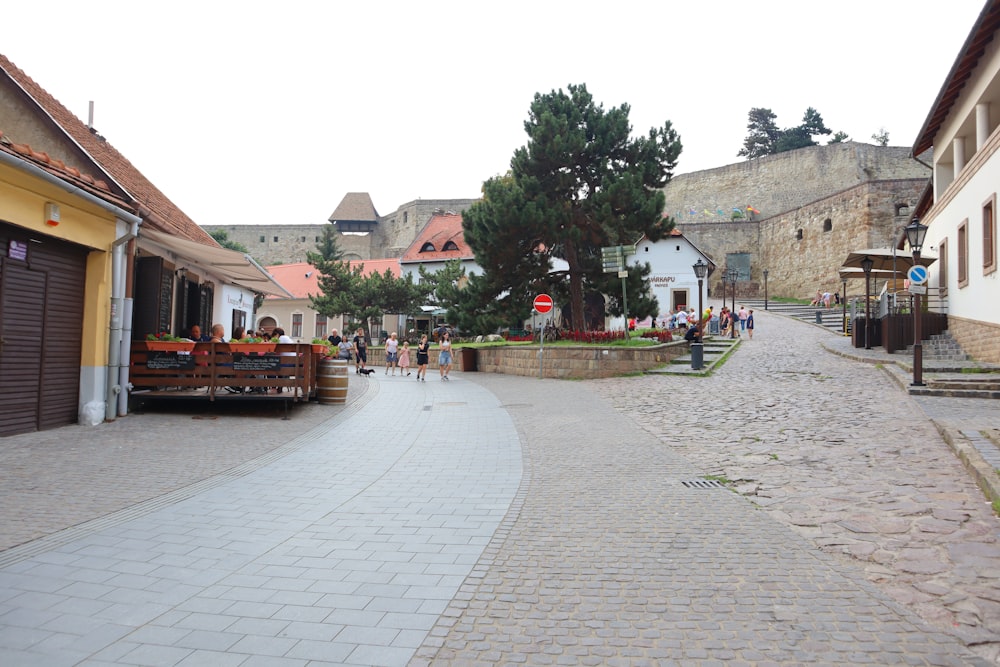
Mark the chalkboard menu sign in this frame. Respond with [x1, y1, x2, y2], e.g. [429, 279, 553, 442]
[147, 352, 196, 370]
[233, 354, 281, 372]
[158, 269, 173, 333]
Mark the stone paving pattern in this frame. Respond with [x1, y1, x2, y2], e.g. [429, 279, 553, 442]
[0, 305, 998, 666]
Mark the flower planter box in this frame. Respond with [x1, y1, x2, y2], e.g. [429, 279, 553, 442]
[142, 341, 196, 352]
[228, 343, 277, 354]
[312, 344, 331, 355]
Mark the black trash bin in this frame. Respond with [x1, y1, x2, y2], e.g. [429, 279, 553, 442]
[459, 347, 477, 372]
[690, 342, 704, 370]
[815, 310, 823, 324]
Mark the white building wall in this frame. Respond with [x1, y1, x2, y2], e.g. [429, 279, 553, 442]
[214, 285, 256, 339]
[633, 237, 712, 321]
[925, 148, 1000, 326]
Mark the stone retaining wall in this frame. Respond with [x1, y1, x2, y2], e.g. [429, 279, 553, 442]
[947, 315, 1000, 364]
[365, 342, 688, 379]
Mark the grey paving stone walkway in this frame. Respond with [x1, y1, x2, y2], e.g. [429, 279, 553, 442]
[0, 377, 522, 666]
[1, 304, 998, 665]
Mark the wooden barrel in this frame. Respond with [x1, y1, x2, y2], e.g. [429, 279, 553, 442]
[317, 358, 348, 405]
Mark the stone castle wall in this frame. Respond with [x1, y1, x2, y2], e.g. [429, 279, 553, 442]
[204, 198, 477, 266]
[664, 142, 927, 224]
[669, 142, 929, 300]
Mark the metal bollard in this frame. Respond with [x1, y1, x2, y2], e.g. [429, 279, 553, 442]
[690, 342, 704, 370]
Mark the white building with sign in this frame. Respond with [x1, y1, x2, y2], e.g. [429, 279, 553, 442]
[631, 230, 716, 324]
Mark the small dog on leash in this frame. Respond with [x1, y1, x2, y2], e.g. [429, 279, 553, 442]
[358, 368, 376, 376]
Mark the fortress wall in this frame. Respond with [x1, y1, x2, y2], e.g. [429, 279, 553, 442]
[664, 142, 927, 224]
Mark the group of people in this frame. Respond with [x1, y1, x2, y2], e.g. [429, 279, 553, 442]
[810, 289, 842, 308]
[717, 306, 754, 338]
[186, 324, 293, 344]
[325, 328, 453, 381]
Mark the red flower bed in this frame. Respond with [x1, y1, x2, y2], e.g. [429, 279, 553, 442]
[564, 329, 627, 344]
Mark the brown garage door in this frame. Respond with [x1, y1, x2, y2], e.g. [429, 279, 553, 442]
[0, 223, 87, 436]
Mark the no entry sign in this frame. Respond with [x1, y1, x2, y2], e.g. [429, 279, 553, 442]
[533, 294, 554, 313]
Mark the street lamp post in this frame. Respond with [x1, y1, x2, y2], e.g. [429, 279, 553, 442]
[727, 268, 738, 338]
[841, 277, 848, 336]
[861, 256, 874, 350]
[905, 219, 928, 386]
[692, 259, 708, 370]
[763, 269, 769, 311]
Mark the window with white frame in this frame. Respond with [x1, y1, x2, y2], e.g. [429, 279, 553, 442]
[315, 313, 327, 338]
[292, 313, 303, 338]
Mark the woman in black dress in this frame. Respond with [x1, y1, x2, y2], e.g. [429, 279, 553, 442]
[415, 334, 430, 382]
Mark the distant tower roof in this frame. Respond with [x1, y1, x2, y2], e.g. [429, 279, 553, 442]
[328, 192, 379, 233]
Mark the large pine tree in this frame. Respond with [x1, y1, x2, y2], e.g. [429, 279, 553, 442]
[462, 83, 682, 331]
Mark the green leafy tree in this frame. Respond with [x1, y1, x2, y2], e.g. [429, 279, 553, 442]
[463, 83, 682, 331]
[872, 127, 890, 146]
[737, 107, 780, 159]
[829, 131, 850, 144]
[209, 229, 248, 253]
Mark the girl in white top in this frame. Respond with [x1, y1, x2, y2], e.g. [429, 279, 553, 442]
[438, 332, 453, 380]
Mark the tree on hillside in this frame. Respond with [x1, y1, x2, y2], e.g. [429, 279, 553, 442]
[737, 107, 780, 159]
[739, 106, 837, 158]
[872, 127, 890, 146]
[209, 229, 248, 253]
[462, 83, 682, 331]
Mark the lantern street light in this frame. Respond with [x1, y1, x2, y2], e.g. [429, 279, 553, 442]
[763, 269, 769, 311]
[861, 255, 874, 350]
[692, 259, 708, 370]
[904, 219, 929, 386]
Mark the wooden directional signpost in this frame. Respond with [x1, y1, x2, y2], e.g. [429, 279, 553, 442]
[601, 245, 634, 340]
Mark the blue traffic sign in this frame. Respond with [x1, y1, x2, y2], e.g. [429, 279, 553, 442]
[907, 265, 928, 285]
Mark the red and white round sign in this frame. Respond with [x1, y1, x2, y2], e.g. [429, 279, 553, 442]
[533, 294, 554, 313]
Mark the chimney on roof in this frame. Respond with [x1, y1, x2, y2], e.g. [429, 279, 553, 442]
[88, 101, 94, 129]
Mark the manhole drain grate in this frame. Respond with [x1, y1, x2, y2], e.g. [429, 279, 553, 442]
[681, 479, 726, 489]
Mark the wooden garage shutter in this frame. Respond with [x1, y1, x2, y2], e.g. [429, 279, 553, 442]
[0, 223, 88, 435]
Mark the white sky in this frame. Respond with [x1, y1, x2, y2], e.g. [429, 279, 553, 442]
[2, 1, 986, 226]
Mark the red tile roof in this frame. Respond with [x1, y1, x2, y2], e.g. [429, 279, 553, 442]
[400, 213, 472, 262]
[0, 131, 133, 210]
[266, 259, 401, 299]
[0, 54, 216, 245]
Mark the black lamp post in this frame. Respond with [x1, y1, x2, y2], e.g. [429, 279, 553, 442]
[904, 219, 928, 386]
[727, 268, 738, 338]
[763, 269, 769, 311]
[841, 276, 848, 336]
[692, 259, 708, 369]
[861, 256, 874, 350]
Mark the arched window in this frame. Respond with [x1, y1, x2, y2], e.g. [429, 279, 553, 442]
[443, 241, 459, 251]
[420, 242, 436, 252]
[823, 218, 832, 232]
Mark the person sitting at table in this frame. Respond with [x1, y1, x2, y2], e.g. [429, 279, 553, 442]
[187, 324, 209, 342]
[231, 326, 245, 342]
[209, 323, 226, 343]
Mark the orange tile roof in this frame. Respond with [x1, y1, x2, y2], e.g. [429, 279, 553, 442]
[400, 213, 472, 262]
[0, 131, 133, 210]
[265, 259, 401, 300]
[0, 54, 216, 245]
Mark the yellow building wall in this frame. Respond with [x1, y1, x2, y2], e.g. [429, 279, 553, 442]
[0, 162, 119, 366]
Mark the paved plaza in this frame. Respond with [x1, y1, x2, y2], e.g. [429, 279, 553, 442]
[1, 305, 999, 665]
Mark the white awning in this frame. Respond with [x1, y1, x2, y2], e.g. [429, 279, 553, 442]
[138, 228, 293, 297]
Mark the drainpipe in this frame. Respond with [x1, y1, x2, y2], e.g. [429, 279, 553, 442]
[118, 235, 136, 417]
[106, 219, 139, 421]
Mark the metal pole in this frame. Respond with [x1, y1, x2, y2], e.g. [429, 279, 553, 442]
[842, 278, 848, 336]
[912, 250, 924, 386]
[730, 272, 736, 338]
[539, 309, 544, 380]
[622, 275, 629, 343]
[864, 271, 871, 350]
[763, 270, 769, 311]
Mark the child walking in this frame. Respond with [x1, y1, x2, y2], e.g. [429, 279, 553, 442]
[398, 341, 411, 376]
